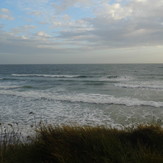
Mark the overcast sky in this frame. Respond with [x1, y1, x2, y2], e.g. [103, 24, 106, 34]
[0, 0, 163, 64]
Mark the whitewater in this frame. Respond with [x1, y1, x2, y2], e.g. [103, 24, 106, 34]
[0, 64, 163, 128]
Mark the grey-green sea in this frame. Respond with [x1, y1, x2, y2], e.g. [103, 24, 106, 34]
[0, 64, 163, 129]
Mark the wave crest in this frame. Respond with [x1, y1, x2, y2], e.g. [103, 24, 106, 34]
[0, 90, 162, 108]
[115, 81, 163, 90]
[12, 74, 82, 78]
[11, 74, 134, 81]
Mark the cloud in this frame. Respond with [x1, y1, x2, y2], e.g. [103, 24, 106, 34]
[95, 3, 133, 20]
[29, 11, 42, 16]
[1, 0, 163, 64]
[12, 25, 36, 34]
[35, 31, 50, 39]
[0, 8, 10, 13]
[1, 0, 163, 51]
[0, 31, 96, 64]
[51, 0, 93, 13]
[0, 8, 14, 20]
[52, 15, 93, 33]
[0, 24, 4, 29]
[0, 14, 14, 20]
[56, 0, 163, 48]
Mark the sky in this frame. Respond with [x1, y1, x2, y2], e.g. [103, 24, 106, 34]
[0, 0, 163, 64]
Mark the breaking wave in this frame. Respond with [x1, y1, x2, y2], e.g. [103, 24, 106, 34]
[0, 85, 34, 90]
[0, 90, 163, 108]
[12, 74, 82, 78]
[11, 74, 134, 81]
[104, 75, 133, 81]
[115, 81, 163, 90]
[0, 86, 21, 89]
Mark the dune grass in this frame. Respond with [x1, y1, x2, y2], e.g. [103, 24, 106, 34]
[0, 124, 163, 163]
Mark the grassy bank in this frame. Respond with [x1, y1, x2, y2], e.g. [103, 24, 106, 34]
[0, 124, 163, 163]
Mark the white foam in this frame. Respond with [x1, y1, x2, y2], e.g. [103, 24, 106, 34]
[0, 90, 163, 108]
[100, 75, 134, 82]
[12, 74, 81, 78]
[115, 81, 163, 90]
[0, 86, 20, 89]
[11, 74, 134, 82]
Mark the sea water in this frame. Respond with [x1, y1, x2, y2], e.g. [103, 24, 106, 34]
[0, 64, 163, 129]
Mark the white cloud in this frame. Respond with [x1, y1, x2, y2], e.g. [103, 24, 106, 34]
[95, 3, 133, 20]
[29, 11, 42, 16]
[135, 0, 147, 3]
[1, 0, 163, 64]
[36, 31, 50, 37]
[82, 0, 163, 47]
[0, 14, 14, 20]
[0, 8, 14, 20]
[0, 8, 10, 13]
[2, 0, 163, 49]
[52, 15, 93, 33]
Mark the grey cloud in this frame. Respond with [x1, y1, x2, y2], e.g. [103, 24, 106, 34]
[1, 0, 163, 64]
[57, 0, 163, 48]
[0, 31, 90, 58]
[51, 0, 93, 13]
[12, 25, 36, 34]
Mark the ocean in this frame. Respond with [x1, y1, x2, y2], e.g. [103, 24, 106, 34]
[0, 64, 163, 129]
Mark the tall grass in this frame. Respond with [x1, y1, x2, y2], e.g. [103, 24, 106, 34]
[0, 124, 163, 163]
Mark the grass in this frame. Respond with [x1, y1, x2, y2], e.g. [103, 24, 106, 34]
[0, 124, 163, 163]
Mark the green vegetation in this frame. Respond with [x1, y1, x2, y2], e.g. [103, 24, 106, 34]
[0, 124, 163, 163]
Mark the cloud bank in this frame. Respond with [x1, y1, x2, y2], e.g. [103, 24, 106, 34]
[0, 0, 163, 63]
